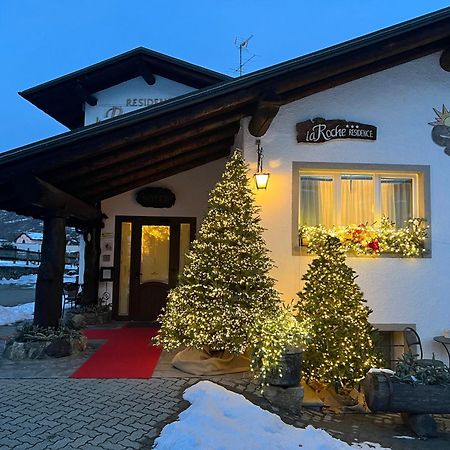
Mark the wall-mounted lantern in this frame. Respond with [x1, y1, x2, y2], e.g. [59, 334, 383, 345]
[254, 139, 270, 189]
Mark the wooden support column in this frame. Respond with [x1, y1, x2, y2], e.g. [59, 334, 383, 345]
[80, 225, 101, 306]
[34, 215, 67, 328]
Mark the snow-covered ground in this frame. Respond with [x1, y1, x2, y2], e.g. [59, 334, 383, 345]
[0, 273, 77, 286]
[0, 273, 37, 286]
[0, 260, 77, 269]
[0, 260, 40, 268]
[0, 273, 77, 320]
[153, 381, 390, 450]
[0, 302, 34, 326]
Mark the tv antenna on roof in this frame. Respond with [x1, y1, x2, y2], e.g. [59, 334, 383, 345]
[234, 35, 255, 76]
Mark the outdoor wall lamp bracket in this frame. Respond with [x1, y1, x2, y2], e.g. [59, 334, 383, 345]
[254, 139, 270, 189]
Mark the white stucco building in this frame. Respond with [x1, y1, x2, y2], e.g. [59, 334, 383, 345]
[14, 232, 43, 252]
[1, 9, 450, 363]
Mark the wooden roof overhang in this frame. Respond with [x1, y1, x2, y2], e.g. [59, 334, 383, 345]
[19, 47, 231, 130]
[1, 7, 450, 226]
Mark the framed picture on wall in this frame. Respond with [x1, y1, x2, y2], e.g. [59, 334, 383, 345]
[100, 267, 114, 281]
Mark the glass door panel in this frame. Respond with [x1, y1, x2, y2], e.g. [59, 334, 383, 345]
[140, 225, 170, 284]
[118, 222, 132, 315]
[179, 223, 191, 273]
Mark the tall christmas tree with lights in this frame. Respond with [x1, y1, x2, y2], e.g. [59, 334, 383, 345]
[296, 235, 380, 387]
[154, 149, 281, 355]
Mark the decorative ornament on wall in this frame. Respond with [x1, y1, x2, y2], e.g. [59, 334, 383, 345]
[135, 187, 176, 208]
[429, 105, 450, 156]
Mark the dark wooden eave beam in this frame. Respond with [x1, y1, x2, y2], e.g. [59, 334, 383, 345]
[137, 60, 156, 85]
[74, 81, 97, 106]
[90, 147, 231, 202]
[11, 177, 102, 223]
[440, 48, 450, 71]
[80, 141, 232, 201]
[248, 92, 282, 137]
[63, 122, 240, 192]
[280, 40, 449, 104]
[275, 36, 450, 101]
[45, 114, 243, 183]
[0, 98, 254, 184]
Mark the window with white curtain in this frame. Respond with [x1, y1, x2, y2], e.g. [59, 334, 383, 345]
[299, 169, 419, 228]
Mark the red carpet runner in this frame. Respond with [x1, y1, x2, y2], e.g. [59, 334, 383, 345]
[70, 326, 162, 379]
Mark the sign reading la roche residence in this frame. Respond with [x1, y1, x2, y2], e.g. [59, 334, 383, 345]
[296, 118, 377, 144]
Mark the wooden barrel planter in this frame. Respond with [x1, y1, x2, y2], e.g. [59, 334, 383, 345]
[364, 372, 450, 438]
[364, 372, 450, 414]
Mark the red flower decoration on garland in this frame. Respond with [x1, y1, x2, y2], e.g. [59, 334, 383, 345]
[367, 239, 379, 252]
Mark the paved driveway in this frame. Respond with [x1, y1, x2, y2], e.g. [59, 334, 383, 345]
[0, 378, 192, 450]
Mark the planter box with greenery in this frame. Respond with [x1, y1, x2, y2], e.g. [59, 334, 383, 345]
[64, 304, 111, 329]
[364, 353, 450, 414]
[364, 353, 450, 437]
[3, 323, 87, 360]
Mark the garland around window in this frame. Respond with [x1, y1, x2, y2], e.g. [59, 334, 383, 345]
[299, 217, 428, 257]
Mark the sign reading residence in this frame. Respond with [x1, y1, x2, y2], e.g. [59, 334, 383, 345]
[296, 118, 377, 143]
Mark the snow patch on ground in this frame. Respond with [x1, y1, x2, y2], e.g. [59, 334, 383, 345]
[0, 274, 37, 286]
[0, 302, 34, 326]
[0, 274, 76, 285]
[153, 380, 390, 450]
[0, 260, 40, 268]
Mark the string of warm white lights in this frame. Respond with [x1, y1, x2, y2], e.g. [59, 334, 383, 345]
[296, 235, 382, 388]
[153, 150, 307, 379]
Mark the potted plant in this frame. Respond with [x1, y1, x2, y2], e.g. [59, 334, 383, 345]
[3, 322, 87, 360]
[250, 305, 308, 386]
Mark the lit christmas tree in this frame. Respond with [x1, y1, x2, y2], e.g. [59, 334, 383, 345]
[154, 150, 281, 355]
[296, 235, 381, 387]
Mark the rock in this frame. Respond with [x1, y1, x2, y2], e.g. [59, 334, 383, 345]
[64, 312, 86, 329]
[263, 384, 304, 415]
[83, 310, 111, 325]
[3, 341, 48, 360]
[70, 335, 87, 353]
[3, 334, 87, 360]
[401, 413, 438, 438]
[63, 310, 111, 327]
[3, 341, 26, 360]
[45, 338, 72, 358]
[27, 342, 48, 359]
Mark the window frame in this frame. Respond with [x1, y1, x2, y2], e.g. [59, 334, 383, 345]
[292, 162, 431, 257]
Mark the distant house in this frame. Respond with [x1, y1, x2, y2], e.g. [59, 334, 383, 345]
[14, 232, 43, 252]
[14, 232, 79, 254]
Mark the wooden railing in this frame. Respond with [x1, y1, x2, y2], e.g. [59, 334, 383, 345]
[0, 248, 78, 266]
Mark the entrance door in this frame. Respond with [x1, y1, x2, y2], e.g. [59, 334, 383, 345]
[114, 217, 195, 321]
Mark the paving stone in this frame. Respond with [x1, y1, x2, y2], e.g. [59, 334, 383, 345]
[1, 374, 449, 450]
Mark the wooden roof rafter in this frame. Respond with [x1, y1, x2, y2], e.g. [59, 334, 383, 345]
[87, 144, 233, 201]
[64, 123, 240, 194]
[19, 47, 231, 129]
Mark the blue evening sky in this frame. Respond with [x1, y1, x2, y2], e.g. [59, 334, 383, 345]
[1, 1, 449, 151]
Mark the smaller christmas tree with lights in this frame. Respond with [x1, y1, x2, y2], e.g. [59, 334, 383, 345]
[296, 235, 380, 388]
[154, 149, 281, 357]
